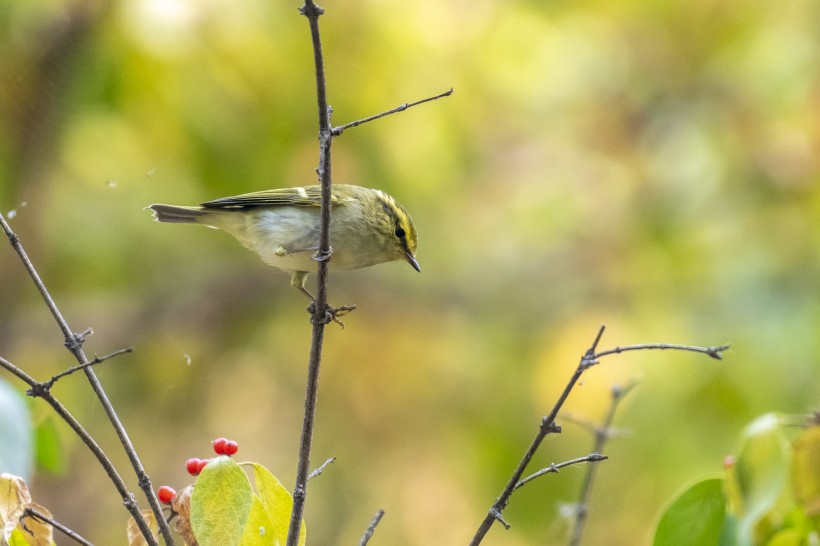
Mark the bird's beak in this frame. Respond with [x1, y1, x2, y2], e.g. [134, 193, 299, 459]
[406, 251, 421, 272]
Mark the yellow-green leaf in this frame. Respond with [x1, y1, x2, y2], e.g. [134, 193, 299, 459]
[792, 425, 820, 516]
[8, 527, 33, 546]
[1, 474, 31, 543]
[191, 456, 253, 546]
[247, 463, 305, 546]
[240, 495, 279, 546]
[734, 414, 792, 543]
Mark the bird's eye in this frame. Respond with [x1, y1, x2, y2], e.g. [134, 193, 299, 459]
[395, 226, 406, 239]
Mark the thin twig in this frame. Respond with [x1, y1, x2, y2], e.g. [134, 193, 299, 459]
[0, 213, 172, 546]
[307, 457, 336, 480]
[332, 88, 453, 135]
[358, 509, 385, 546]
[569, 382, 637, 546]
[286, 1, 333, 545]
[514, 453, 607, 492]
[469, 324, 729, 545]
[45, 347, 133, 387]
[0, 354, 144, 543]
[595, 343, 730, 361]
[23, 507, 94, 546]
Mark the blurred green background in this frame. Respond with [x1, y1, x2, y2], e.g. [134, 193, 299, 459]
[1, 0, 819, 544]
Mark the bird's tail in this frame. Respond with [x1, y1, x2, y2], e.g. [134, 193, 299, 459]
[147, 204, 208, 224]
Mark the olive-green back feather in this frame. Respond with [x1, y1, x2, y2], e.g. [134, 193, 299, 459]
[199, 185, 348, 209]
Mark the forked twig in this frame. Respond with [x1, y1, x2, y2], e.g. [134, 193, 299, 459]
[0, 353, 143, 544]
[286, 2, 335, 544]
[45, 347, 133, 388]
[286, 2, 451, 545]
[0, 213, 171, 545]
[469, 324, 729, 544]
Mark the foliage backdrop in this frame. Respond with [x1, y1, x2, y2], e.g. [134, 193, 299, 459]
[1, 0, 819, 544]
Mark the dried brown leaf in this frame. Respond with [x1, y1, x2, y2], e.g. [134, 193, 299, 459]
[173, 485, 198, 546]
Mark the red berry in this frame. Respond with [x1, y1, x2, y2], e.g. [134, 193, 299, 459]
[212, 437, 228, 455]
[224, 440, 239, 456]
[196, 458, 210, 474]
[186, 458, 201, 476]
[157, 485, 176, 504]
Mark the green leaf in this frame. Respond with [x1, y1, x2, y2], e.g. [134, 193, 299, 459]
[734, 414, 792, 544]
[191, 456, 253, 546]
[34, 417, 63, 475]
[653, 477, 727, 546]
[247, 463, 305, 546]
[0, 380, 32, 480]
[764, 528, 802, 546]
[792, 425, 820, 517]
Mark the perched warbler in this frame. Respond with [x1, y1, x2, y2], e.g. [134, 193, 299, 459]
[148, 184, 420, 300]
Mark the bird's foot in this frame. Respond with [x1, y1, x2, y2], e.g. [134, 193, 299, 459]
[307, 301, 357, 328]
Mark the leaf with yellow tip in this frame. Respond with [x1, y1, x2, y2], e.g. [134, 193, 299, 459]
[244, 463, 305, 546]
[240, 495, 279, 546]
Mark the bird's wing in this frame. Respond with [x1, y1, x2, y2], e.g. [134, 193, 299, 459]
[199, 186, 348, 209]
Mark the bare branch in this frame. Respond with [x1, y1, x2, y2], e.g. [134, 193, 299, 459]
[514, 453, 607, 492]
[23, 507, 93, 546]
[469, 325, 730, 545]
[0, 354, 147, 544]
[332, 88, 453, 136]
[287, 1, 333, 544]
[569, 382, 637, 546]
[358, 509, 385, 546]
[595, 342, 731, 360]
[45, 347, 133, 387]
[307, 457, 336, 480]
[0, 213, 172, 546]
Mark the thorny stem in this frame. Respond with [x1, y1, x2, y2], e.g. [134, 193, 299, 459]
[469, 325, 729, 544]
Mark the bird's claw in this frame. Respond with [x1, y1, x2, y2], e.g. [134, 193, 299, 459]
[307, 302, 357, 328]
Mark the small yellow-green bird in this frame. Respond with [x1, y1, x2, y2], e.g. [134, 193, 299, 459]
[148, 184, 420, 300]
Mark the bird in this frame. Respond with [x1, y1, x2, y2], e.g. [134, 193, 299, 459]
[147, 184, 420, 301]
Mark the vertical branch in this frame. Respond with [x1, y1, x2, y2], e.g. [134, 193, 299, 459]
[0, 214, 174, 546]
[287, 1, 332, 545]
[568, 383, 636, 546]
